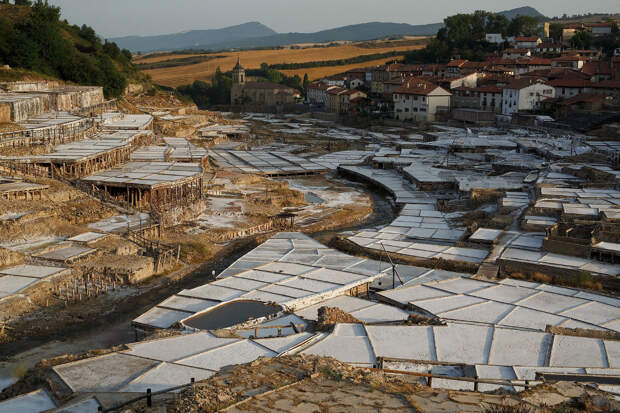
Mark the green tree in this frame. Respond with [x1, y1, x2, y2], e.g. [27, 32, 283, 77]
[121, 49, 132, 61]
[571, 30, 593, 49]
[507, 15, 540, 37]
[103, 40, 121, 59]
[302, 73, 309, 96]
[549, 23, 563, 42]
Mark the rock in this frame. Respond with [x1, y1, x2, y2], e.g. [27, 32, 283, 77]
[316, 306, 362, 331]
[1, 65, 10, 71]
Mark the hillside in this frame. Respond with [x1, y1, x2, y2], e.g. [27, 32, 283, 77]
[112, 7, 543, 53]
[0, 3, 145, 98]
[111, 22, 276, 54]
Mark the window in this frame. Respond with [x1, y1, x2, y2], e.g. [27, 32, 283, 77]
[420, 107, 426, 112]
[405, 108, 409, 112]
[413, 108, 418, 112]
[413, 96, 418, 100]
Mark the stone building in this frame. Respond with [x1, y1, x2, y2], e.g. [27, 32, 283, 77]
[230, 59, 299, 106]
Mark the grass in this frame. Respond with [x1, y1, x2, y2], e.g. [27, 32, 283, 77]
[319, 365, 343, 382]
[140, 40, 426, 86]
[179, 241, 211, 264]
[508, 271, 603, 291]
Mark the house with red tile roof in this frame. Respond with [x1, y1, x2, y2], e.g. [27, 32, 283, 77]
[392, 79, 451, 121]
[581, 60, 613, 82]
[503, 48, 531, 59]
[553, 56, 587, 70]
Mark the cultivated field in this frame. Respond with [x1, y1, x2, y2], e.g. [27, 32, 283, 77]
[140, 39, 427, 87]
[280, 56, 405, 80]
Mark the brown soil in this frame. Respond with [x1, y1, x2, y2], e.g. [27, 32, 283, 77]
[316, 306, 362, 331]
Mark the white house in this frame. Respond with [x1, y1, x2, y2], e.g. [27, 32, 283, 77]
[548, 78, 592, 98]
[485, 33, 504, 44]
[501, 78, 555, 115]
[515, 37, 542, 49]
[393, 79, 452, 121]
[349, 78, 365, 89]
[590, 23, 613, 36]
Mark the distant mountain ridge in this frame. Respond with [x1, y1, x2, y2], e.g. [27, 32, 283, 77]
[497, 6, 545, 20]
[112, 22, 277, 53]
[113, 7, 545, 53]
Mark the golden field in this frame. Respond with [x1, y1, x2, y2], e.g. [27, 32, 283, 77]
[140, 39, 427, 87]
[280, 56, 405, 80]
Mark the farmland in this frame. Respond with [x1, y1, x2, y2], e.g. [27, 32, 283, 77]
[280, 56, 405, 80]
[139, 39, 428, 87]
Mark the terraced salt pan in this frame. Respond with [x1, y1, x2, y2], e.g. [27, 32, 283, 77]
[54, 353, 158, 393]
[550, 336, 608, 368]
[123, 332, 237, 362]
[255, 332, 314, 353]
[132, 307, 192, 329]
[120, 362, 215, 393]
[0, 276, 38, 298]
[488, 329, 551, 367]
[176, 340, 277, 371]
[366, 325, 436, 361]
[378, 276, 619, 332]
[0, 389, 56, 412]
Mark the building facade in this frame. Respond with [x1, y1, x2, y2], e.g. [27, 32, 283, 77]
[502, 79, 555, 115]
[393, 79, 451, 121]
[230, 59, 299, 106]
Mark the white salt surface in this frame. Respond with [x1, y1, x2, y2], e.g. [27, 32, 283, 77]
[124, 332, 237, 362]
[177, 340, 276, 371]
[0, 389, 55, 412]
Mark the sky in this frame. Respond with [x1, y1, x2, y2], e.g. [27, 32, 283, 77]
[47, 0, 620, 38]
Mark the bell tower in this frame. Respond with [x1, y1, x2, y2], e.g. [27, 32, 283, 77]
[232, 57, 246, 85]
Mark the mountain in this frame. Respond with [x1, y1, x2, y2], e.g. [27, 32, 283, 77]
[198, 22, 444, 52]
[111, 22, 277, 53]
[114, 7, 544, 53]
[498, 6, 546, 20]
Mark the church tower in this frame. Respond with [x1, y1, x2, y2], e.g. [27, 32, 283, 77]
[232, 57, 246, 85]
[231, 57, 246, 104]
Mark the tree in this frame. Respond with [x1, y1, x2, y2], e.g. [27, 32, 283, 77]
[508, 15, 540, 37]
[302, 73, 309, 96]
[102, 40, 121, 59]
[549, 23, 563, 42]
[121, 49, 132, 61]
[571, 30, 593, 49]
[14, 0, 32, 5]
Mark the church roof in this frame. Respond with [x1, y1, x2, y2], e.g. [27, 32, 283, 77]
[233, 57, 243, 71]
[242, 82, 297, 92]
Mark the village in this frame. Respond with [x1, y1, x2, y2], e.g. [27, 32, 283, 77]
[0, 7, 618, 413]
